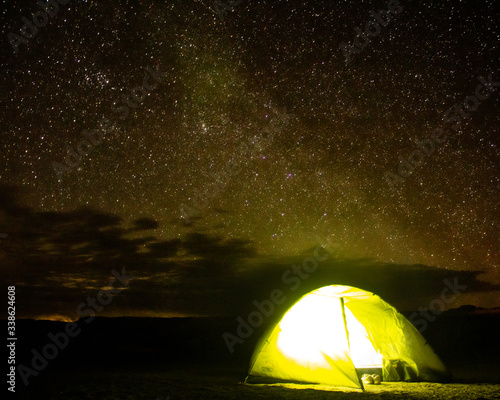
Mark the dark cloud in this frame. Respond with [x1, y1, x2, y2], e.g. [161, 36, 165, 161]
[1, 184, 498, 319]
[131, 217, 159, 231]
[231, 253, 498, 314]
[146, 239, 181, 258]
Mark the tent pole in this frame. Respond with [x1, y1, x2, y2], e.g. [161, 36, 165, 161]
[340, 297, 350, 351]
[340, 297, 364, 391]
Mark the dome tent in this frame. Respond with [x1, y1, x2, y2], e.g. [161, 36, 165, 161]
[246, 285, 449, 390]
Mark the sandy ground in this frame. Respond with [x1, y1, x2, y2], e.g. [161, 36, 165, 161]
[256, 382, 500, 399]
[12, 315, 499, 399]
[14, 366, 500, 400]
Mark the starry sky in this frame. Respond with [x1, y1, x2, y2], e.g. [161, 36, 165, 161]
[1, 0, 499, 320]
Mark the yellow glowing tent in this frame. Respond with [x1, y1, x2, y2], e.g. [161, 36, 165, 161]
[246, 285, 449, 389]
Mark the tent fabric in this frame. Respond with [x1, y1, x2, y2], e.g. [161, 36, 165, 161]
[246, 285, 449, 389]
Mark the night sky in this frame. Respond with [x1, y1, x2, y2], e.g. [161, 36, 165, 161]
[1, 0, 498, 320]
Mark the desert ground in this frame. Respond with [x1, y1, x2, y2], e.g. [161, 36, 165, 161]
[11, 308, 500, 399]
[14, 365, 500, 400]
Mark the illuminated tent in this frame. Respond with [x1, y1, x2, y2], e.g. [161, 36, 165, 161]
[246, 285, 449, 389]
